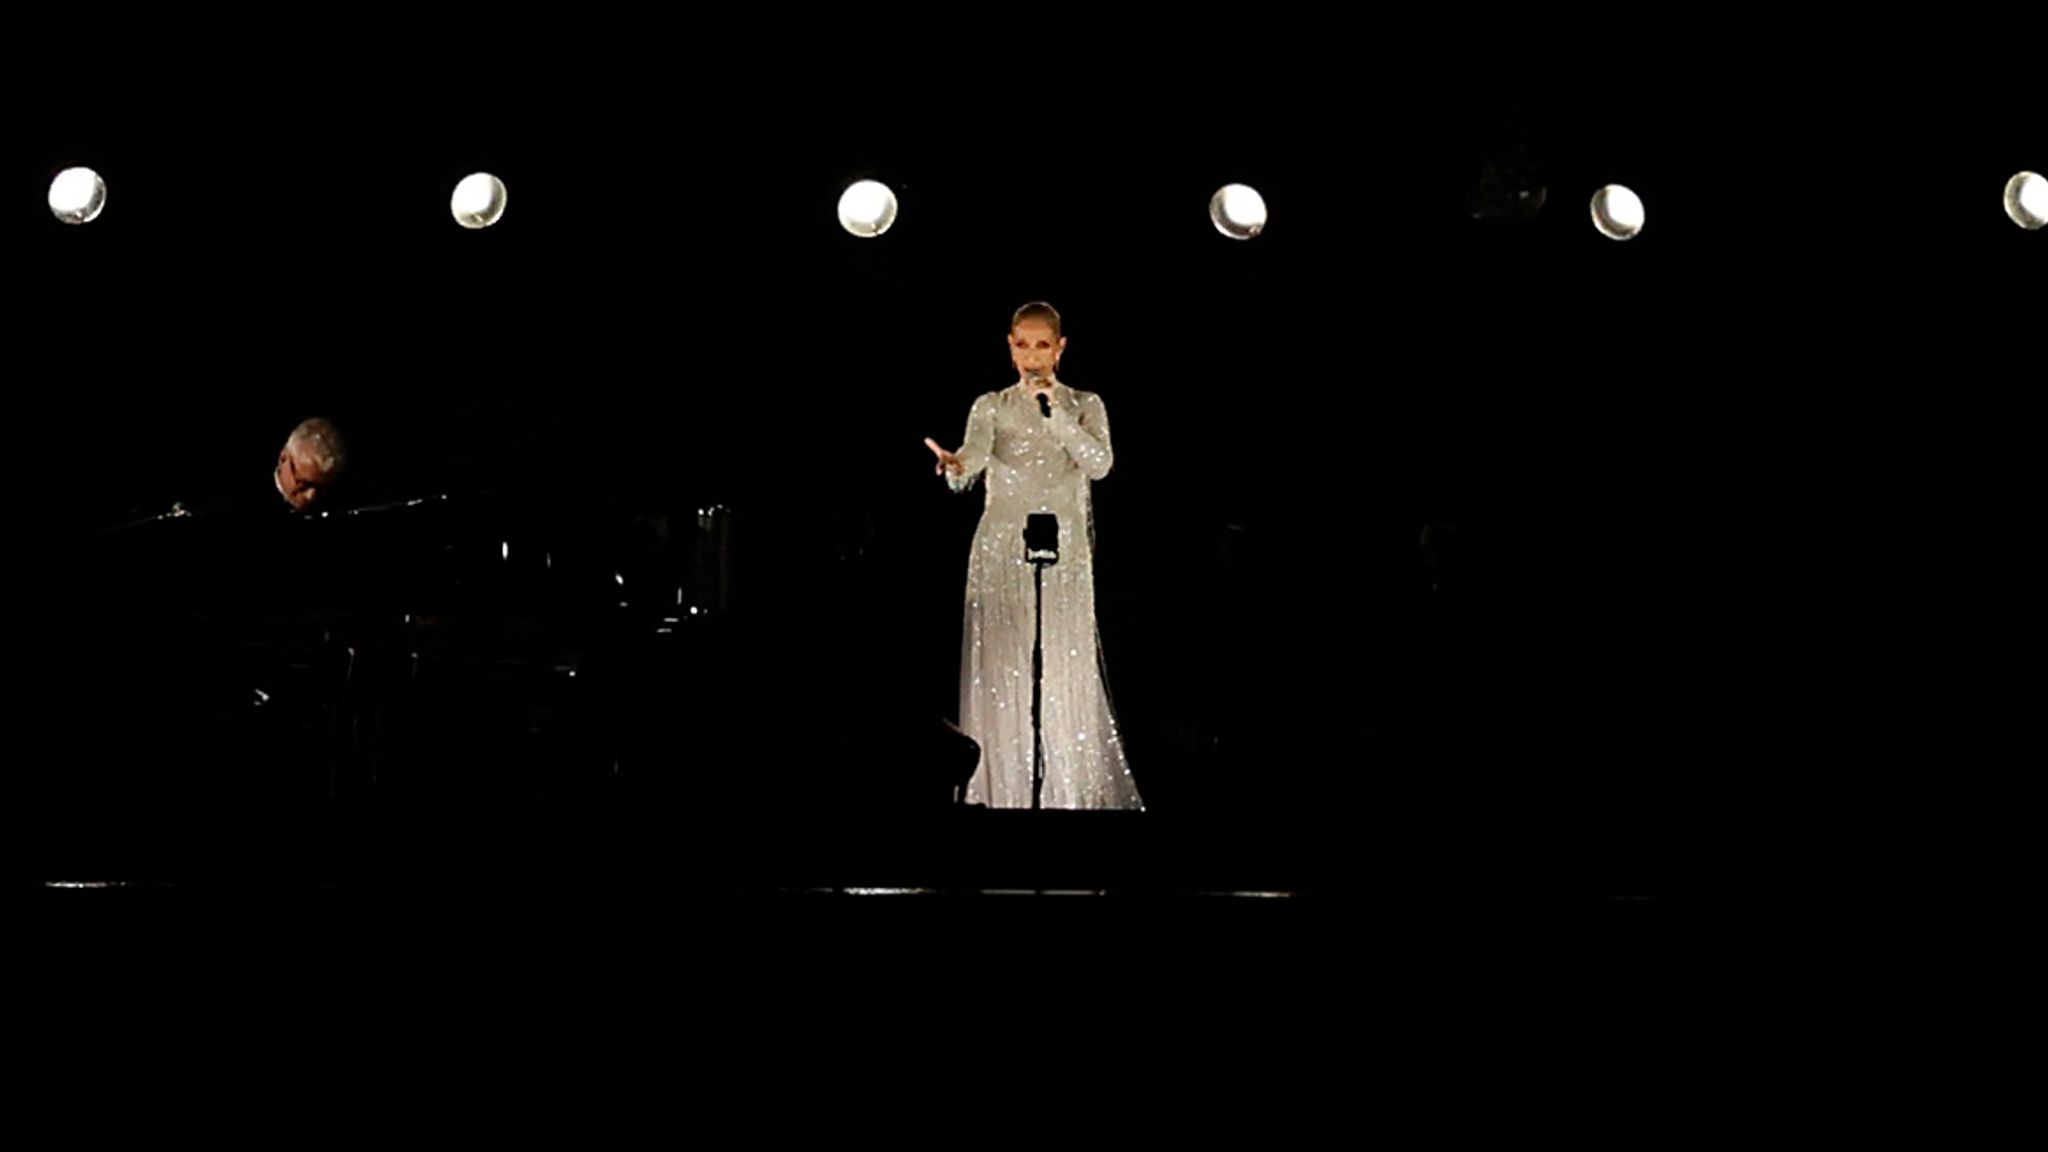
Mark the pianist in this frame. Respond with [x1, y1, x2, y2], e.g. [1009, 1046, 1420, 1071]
[273, 417, 348, 513]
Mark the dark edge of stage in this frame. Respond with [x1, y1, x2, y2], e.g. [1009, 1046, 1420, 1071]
[4, 800, 1944, 910]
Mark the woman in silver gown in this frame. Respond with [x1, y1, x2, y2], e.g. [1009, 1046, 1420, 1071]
[923, 303, 1144, 810]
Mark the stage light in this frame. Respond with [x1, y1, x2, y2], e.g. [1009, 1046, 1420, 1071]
[1590, 183, 1645, 240]
[48, 167, 106, 225]
[1209, 183, 1267, 239]
[451, 172, 508, 229]
[838, 180, 899, 237]
[2005, 171, 2047, 231]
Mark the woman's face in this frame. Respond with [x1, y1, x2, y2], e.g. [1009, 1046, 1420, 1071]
[1009, 318, 1065, 380]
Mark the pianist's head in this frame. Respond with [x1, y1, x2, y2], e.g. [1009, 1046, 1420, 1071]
[274, 417, 347, 513]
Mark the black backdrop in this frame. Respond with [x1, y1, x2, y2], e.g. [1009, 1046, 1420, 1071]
[5, 32, 2038, 867]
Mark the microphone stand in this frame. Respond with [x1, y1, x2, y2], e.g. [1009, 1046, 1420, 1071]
[1024, 512, 1059, 810]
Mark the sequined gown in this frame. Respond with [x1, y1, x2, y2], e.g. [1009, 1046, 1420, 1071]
[946, 379, 1143, 810]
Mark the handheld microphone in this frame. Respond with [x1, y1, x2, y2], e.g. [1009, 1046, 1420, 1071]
[1028, 369, 1051, 417]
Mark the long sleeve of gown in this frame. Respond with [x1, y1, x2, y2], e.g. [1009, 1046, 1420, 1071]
[945, 393, 997, 493]
[1047, 392, 1114, 481]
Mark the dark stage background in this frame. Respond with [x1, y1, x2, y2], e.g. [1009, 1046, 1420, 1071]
[3, 36, 2037, 893]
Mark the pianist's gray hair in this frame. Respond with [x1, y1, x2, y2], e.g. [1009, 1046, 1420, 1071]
[287, 417, 348, 479]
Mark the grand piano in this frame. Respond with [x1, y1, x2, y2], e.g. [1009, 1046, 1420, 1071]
[38, 495, 726, 801]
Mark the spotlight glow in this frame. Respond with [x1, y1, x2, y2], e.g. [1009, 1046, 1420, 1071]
[48, 167, 107, 225]
[837, 180, 899, 238]
[2005, 171, 2047, 231]
[1591, 184, 1645, 240]
[1209, 183, 1268, 240]
[451, 172, 508, 229]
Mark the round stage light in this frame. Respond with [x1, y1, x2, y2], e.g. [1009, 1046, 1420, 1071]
[49, 167, 107, 225]
[1209, 183, 1268, 239]
[2004, 171, 2047, 231]
[838, 180, 899, 238]
[1590, 183, 1645, 240]
[451, 172, 508, 229]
